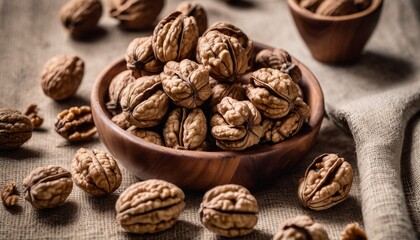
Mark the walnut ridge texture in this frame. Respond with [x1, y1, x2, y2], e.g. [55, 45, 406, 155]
[55, 106, 97, 142]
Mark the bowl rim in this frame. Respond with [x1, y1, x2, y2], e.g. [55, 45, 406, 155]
[287, 0, 383, 22]
[91, 42, 325, 159]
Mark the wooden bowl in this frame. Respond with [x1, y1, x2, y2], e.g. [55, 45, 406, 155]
[91, 43, 324, 191]
[287, 0, 383, 63]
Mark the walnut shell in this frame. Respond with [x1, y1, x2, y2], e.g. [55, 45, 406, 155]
[55, 106, 97, 142]
[111, 113, 132, 130]
[199, 184, 259, 237]
[126, 126, 164, 146]
[0, 108, 33, 150]
[176, 1, 208, 36]
[120, 75, 169, 128]
[211, 97, 263, 151]
[316, 0, 358, 16]
[125, 36, 164, 78]
[209, 82, 245, 113]
[71, 148, 122, 196]
[106, 70, 136, 115]
[1, 182, 19, 207]
[23, 165, 73, 209]
[255, 48, 302, 84]
[60, 0, 102, 37]
[40, 55, 84, 101]
[298, 153, 353, 210]
[115, 179, 185, 234]
[161, 59, 212, 108]
[23, 104, 43, 128]
[196, 30, 249, 82]
[273, 215, 329, 240]
[163, 108, 207, 150]
[246, 68, 300, 119]
[262, 97, 310, 143]
[108, 0, 164, 30]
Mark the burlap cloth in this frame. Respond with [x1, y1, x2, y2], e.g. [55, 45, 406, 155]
[0, 0, 419, 239]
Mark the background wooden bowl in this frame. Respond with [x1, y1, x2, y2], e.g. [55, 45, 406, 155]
[91, 43, 324, 191]
[287, 0, 383, 63]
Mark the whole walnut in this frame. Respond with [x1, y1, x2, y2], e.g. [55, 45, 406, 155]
[111, 113, 132, 130]
[60, 0, 102, 37]
[125, 37, 164, 78]
[55, 106, 97, 142]
[0, 108, 32, 150]
[211, 97, 263, 151]
[209, 82, 245, 113]
[163, 108, 207, 150]
[106, 70, 136, 115]
[298, 153, 353, 210]
[126, 126, 164, 146]
[255, 48, 302, 84]
[115, 179, 185, 234]
[40, 55, 84, 101]
[23, 166, 73, 209]
[246, 68, 300, 119]
[120, 75, 169, 128]
[71, 148, 122, 196]
[152, 11, 199, 62]
[316, 0, 358, 16]
[108, 0, 164, 30]
[273, 215, 329, 240]
[196, 30, 249, 82]
[176, 1, 208, 36]
[262, 97, 310, 143]
[161, 59, 212, 109]
[199, 184, 259, 238]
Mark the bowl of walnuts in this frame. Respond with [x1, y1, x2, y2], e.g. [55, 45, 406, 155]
[91, 11, 324, 191]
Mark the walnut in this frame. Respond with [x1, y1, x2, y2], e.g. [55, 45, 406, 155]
[23, 104, 43, 128]
[199, 184, 259, 237]
[299, 0, 324, 12]
[23, 165, 73, 209]
[246, 68, 300, 119]
[262, 97, 310, 143]
[106, 70, 136, 115]
[55, 106, 97, 142]
[126, 126, 164, 146]
[209, 82, 245, 113]
[40, 55, 84, 101]
[0, 108, 32, 150]
[115, 179, 185, 234]
[161, 59, 212, 108]
[111, 113, 132, 130]
[211, 97, 263, 151]
[71, 148, 122, 196]
[152, 11, 198, 62]
[176, 1, 208, 36]
[120, 75, 169, 128]
[125, 37, 164, 78]
[255, 48, 302, 84]
[108, 0, 164, 30]
[163, 108, 207, 150]
[298, 153, 353, 210]
[340, 223, 366, 240]
[60, 0, 102, 37]
[316, 0, 358, 16]
[273, 215, 329, 240]
[196, 30, 249, 82]
[2, 182, 19, 207]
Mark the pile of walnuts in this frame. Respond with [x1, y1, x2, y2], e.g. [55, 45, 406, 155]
[107, 9, 310, 151]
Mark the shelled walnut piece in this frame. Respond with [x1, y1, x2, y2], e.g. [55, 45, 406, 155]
[108, 0, 164, 30]
[340, 223, 367, 240]
[115, 179, 185, 234]
[72, 148, 122, 196]
[199, 184, 259, 237]
[126, 127, 164, 146]
[23, 166, 73, 209]
[176, 1, 208, 36]
[23, 104, 43, 128]
[1, 182, 19, 207]
[55, 106, 97, 142]
[273, 215, 329, 240]
[60, 0, 102, 37]
[0, 108, 33, 150]
[298, 153, 353, 210]
[40, 55, 84, 101]
[125, 37, 163, 78]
